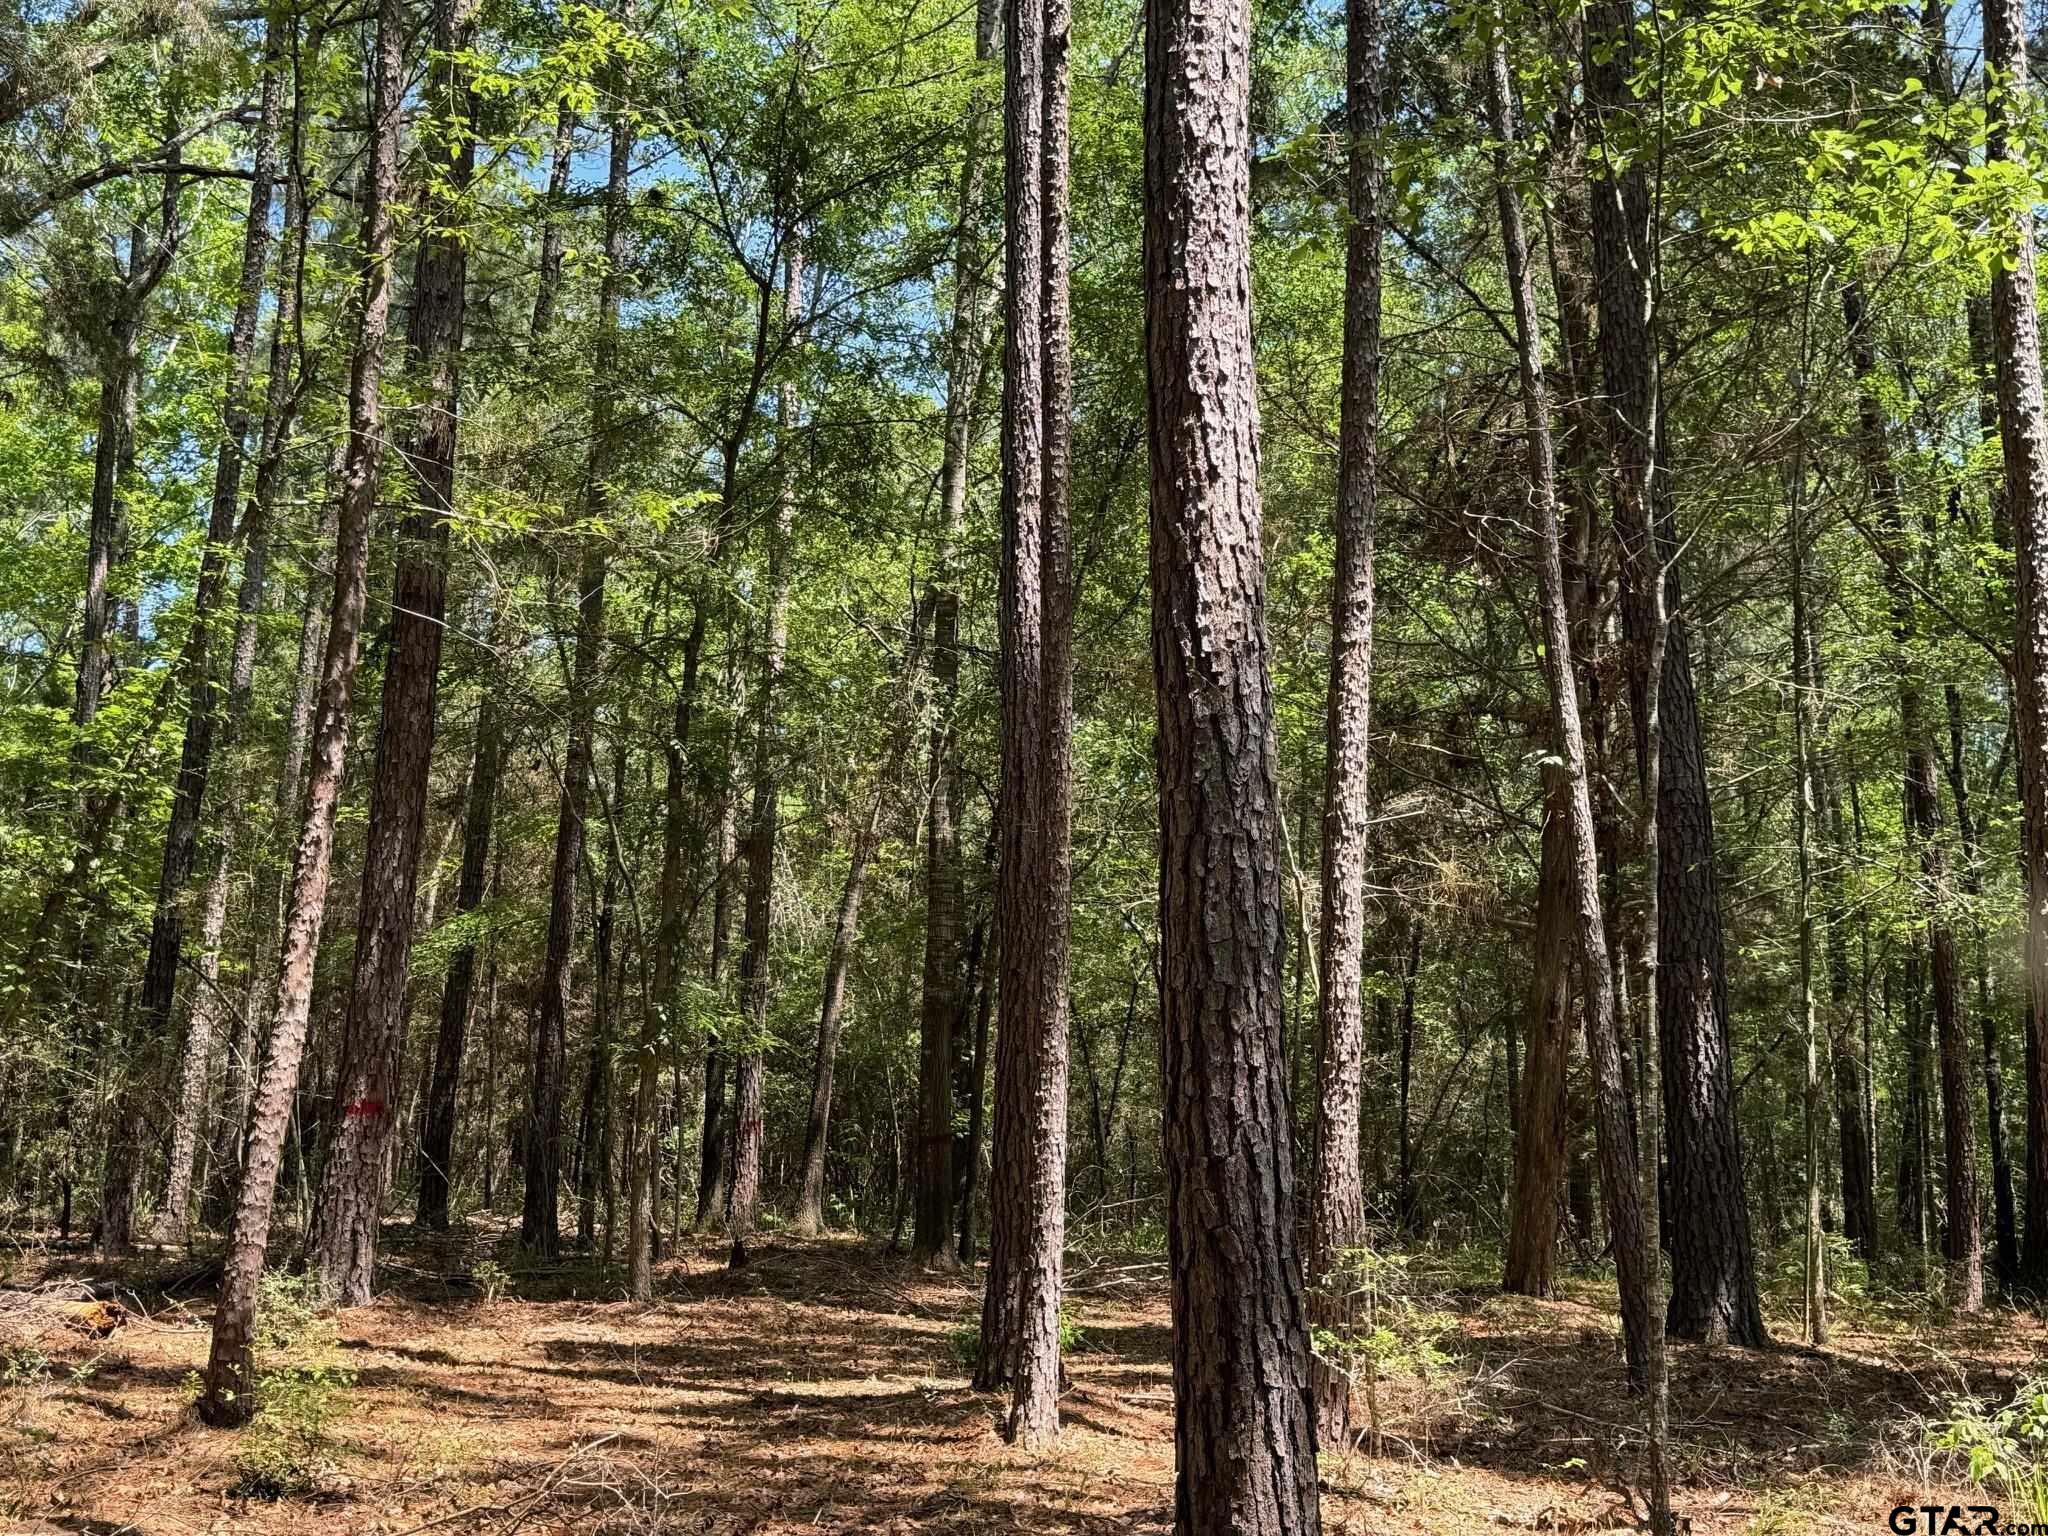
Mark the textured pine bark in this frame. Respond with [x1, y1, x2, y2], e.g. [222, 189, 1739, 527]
[1142, 0, 1321, 1517]
[976, 0, 1074, 1446]
[1582, 0, 1762, 1350]
[1981, 0, 2048, 1292]
[309, 0, 479, 1302]
[200, 0, 404, 1422]
[1304, 0, 1379, 1447]
[1504, 780, 1573, 1299]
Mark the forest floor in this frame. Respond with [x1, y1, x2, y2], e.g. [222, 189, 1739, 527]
[0, 1226, 2038, 1535]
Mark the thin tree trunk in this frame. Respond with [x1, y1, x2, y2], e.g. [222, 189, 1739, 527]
[1305, 0, 1380, 1445]
[726, 230, 804, 1269]
[1485, 30, 1651, 1382]
[146, 42, 285, 1245]
[1845, 281, 1983, 1311]
[309, 0, 478, 1303]
[977, 0, 1075, 1450]
[1582, 0, 1763, 1348]
[1142, 0, 1321, 1516]
[525, 80, 633, 1258]
[200, 0, 404, 1422]
[958, 898, 996, 1262]
[1788, 389, 1828, 1345]
[417, 632, 504, 1229]
[912, 0, 998, 1270]
[576, 750, 623, 1248]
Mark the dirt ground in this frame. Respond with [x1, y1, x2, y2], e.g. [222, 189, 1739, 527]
[0, 1228, 2036, 1534]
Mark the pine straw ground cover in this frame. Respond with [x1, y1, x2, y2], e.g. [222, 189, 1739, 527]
[0, 1231, 2037, 1534]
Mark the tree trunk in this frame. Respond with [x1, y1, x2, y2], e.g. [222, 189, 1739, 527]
[1787, 388, 1827, 1345]
[1844, 281, 1982, 1310]
[308, 0, 478, 1303]
[1486, 31, 1652, 1381]
[1582, 0, 1763, 1349]
[1980, 0, 2048, 1292]
[977, 0, 1075, 1451]
[958, 898, 997, 1262]
[1504, 778, 1574, 1298]
[199, 0, 403, 1422]
[525, 84, 633, 1258]
[1142, 0, 1322, 1516]
[576, 754, 623, 1249]
[417, 633, 503, 1229]
[1305, 0, 1380, 1445]
[912, 0, 998, 1271]
[144, 41, 285, 1246]
[726, 231, 804, 1270]
[1942, 684, 2020, 1287]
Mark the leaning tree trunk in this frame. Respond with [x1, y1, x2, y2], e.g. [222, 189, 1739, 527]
[144, 40, 284, 1245]
[1980, 0, 2048, 1292]
[199, 0, 403, 1423]
[726, 230, 804, 1270]
[1582, 0, 1763, 1348]
[1141, 0, 1322, 1518]
[1487, 22, 1652, 1382]
[308, 0, 477, 1304]
[1305, 0, 1380, 1446]
[525, 85, 633, 1258]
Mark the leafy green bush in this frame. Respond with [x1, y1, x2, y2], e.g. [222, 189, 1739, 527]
[226, 1271, 357, 1501]
[1932, 1377, 2048, 1523]
[1309, 1245, 1457, 1384]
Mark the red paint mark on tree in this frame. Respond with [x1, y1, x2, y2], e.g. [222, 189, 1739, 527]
[344, 1099, 388, 1120]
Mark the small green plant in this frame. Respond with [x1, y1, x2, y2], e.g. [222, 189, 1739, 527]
[227, 1270, 357, 1501]
[471, 1258, 511, 1302]
[1932, 1376, 2048, 1523]
[1, 1343, 50, 1390]
[1309, 1245, 1457, 1384]
[1764, 1232, 1871, 1323]
[947, 1319, 979, 1373]
[946, 1304, 1089, 1374]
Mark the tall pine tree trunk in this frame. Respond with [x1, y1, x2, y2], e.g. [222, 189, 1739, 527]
[1582, 0, 1762, 1348]
[1981, 0, 2048, 1291]
[977, 0, 1075, 1451]
[308, 0, 478, 1303]
[1305, 0, 1379, 1445]
[200, 0, 404, 1421]
[1142, 0, 1321, 1515]
[1487, 22, 1651, 1381]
